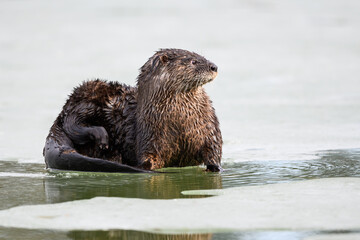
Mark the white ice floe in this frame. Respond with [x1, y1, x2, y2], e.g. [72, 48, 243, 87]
[0, 178, 359, 233]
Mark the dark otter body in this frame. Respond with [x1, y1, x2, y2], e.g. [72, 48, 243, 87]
[44, 49, 222, 172]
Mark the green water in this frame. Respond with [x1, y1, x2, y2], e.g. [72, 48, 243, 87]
[0, 149, 359, 239]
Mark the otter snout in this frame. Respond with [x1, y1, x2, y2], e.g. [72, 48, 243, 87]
[209, 63, 218, 72]
[209, 62, 217, 72]
[207, 62, 218, 82]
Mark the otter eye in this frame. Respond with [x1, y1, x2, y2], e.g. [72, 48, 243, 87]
[191, 60, 198, 65]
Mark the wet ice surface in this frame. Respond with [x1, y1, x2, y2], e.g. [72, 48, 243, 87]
[1, 0, 360, 239]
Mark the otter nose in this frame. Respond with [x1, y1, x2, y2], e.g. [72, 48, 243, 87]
[209, 64, 218, 72]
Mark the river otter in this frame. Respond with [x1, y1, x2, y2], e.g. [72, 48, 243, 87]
[43, 49, 222, 172]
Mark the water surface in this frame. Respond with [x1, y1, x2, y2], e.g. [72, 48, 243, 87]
[1, 149, 360, 239]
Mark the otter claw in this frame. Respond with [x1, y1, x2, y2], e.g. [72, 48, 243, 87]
[99, 144, 109, 150]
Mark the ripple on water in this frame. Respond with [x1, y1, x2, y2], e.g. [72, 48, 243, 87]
[221, 148, 360, 188]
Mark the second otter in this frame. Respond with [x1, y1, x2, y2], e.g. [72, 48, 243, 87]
[44, 49, 222, 172]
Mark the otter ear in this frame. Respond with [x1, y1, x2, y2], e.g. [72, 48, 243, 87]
[151, 54, 169, 70]
[159, 54, 169, 64]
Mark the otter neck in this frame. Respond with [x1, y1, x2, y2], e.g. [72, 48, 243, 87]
[137, 84, 206, 116]
[137, 71, 201, 105]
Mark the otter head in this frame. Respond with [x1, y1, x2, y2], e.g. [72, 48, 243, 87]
[137, 49, 218, 95]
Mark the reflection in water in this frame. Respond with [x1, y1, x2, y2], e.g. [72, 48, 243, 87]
[66, 230, 324, 240]
[68, 230, 212, 240]
[0, 228, 324, 240]
[43, 167, 223, 203]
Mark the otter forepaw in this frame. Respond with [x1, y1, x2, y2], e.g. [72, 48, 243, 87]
[99, 143, 109, 150]
[139, 160, 153, 170]
[138, 155, 164, 170]
[89, 127, 109, 150]
[206, 164, 223, 172]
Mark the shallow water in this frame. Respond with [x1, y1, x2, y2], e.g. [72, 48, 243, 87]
[1, 149, 360, 239]
[1, 0, 360, 239]
[1, 149, 359, 211]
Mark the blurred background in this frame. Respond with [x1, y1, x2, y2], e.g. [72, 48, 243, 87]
[0, 0, 359, 163]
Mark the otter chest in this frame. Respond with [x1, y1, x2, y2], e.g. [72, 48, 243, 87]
[165, 97, 211, 156]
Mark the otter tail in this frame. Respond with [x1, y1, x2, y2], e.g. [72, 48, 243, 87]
[44, 138, 153, 173]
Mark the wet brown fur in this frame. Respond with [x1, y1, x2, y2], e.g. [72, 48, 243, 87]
[44, 49, 222, 172]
